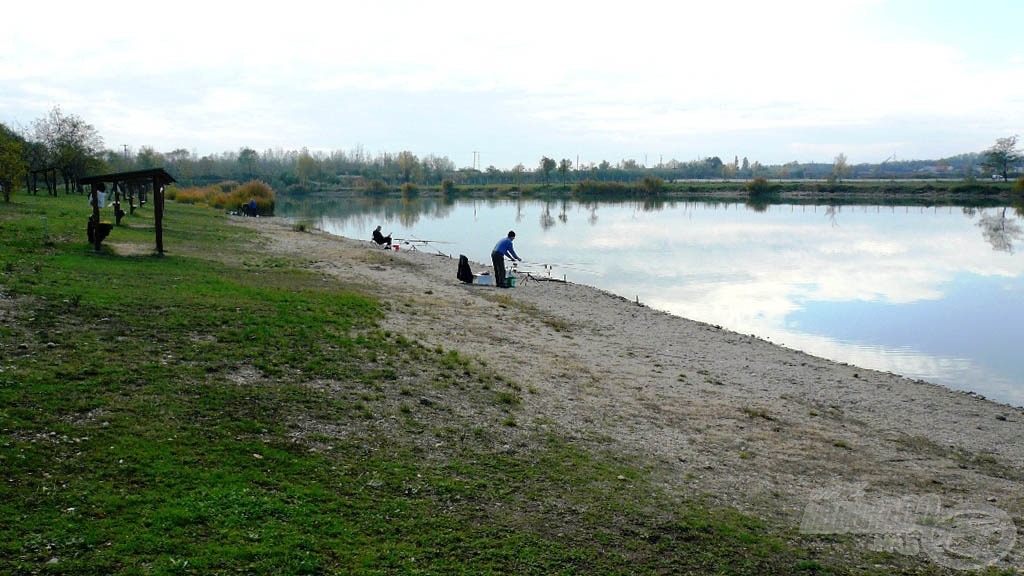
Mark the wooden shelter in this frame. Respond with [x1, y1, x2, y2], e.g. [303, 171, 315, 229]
[79, 168, 176, 254]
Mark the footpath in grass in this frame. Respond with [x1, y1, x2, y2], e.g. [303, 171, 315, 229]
[0, 194, 977, 575]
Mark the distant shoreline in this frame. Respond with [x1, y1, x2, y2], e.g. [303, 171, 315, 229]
[285, 178, 1020, 206]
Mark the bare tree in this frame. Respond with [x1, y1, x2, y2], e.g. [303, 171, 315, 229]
[512, 163, 525, 189]
[32, 106, 104, 192]
[831, 153, 850, 182]
[165, 148, 193, 182]
[982, 136, 1021, 182]
[539, 156, 556, 185]
[422, 154, 454, 182]
[396, 150, 420, 183]
[557, 158, 573, 186]
[295, 148, 318, 188]
[238, 147, 259, 180]
[136, 146, 164, 169]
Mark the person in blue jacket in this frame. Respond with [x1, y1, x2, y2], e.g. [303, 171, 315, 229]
[491, 230, 521, 288]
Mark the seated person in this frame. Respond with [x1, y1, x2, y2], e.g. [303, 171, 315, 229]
[372, 225, 392, 247]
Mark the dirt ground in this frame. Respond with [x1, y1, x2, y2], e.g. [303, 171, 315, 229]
[233, 216, 1024, 571]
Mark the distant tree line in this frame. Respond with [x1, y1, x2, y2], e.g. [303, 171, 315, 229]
[1, 107, 1020, 202]
[99, 147, 1018, 192]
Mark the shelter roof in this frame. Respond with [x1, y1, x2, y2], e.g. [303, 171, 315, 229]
[79, 168, 176, 186]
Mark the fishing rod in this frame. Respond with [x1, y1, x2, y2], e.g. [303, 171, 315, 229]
[392, 236, 454, 244]
[532, 259, 598, 270]
[386, 235, 454, 252]
[518, 257, 597, 269]
[515, 259, 599, 276]
[508, 263, 568, 284]
[508, 261, 573, 283]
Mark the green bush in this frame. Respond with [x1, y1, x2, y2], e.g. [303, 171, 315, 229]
[400, 182, 419, 197]
[746, 177, 774, 197]
[168, 186, 209, 205]
[572, 180, 629, 197]
[637, 176, 666, 195]
[231, 180, 276, 214]
[572, 178, 666, 198]
[167, 183, 222, 205]
[363, 179, 390, 195]
[950, 183, 992, 195]
[440, 179, 455, 195]
[168, 180, 275, 214]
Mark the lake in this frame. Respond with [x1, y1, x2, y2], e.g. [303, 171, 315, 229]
[280, 195, 1024, 407]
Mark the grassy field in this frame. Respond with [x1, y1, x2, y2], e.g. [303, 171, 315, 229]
[0, 194, 1000, 574]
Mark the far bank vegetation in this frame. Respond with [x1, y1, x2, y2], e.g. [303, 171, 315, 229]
[168, 180, 276, 215]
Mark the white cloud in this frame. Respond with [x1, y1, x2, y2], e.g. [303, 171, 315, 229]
[2, 0, 1022, 165]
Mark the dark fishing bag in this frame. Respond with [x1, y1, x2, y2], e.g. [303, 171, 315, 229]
[457, 254, 474, 284]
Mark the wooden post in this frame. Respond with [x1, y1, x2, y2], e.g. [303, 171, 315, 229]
[154, 175, 164, 255]
[113, 182, 124, 225]
[90, 186, 102, 252]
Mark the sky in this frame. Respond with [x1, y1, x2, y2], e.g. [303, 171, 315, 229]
[2, 0, 1023, 170]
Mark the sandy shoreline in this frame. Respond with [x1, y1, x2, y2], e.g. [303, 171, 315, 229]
[234, 216, 1023, 569]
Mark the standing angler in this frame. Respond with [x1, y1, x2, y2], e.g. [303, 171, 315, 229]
[491, 230, 522, 288]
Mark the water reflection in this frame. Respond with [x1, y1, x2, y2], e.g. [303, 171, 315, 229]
[280, 195, 1024, 405]
[975, 206, 1024, 253]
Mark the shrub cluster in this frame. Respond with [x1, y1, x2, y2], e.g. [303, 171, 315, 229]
[949, 183, 994, 195]
[572, 177, 667, 198]
[362, 179, 391, 195]
[746, 177, 776, 197]
[637, 176, 666, 195]
[167, 180, 276, 214]
[400, 182, 419, 197]
[571, 180, 631, 197]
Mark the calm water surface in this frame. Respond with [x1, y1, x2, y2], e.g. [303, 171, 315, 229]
[281, 196, 1024, 406]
